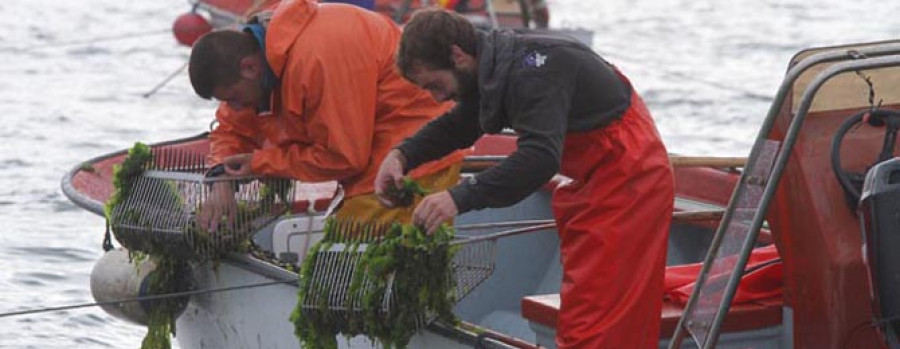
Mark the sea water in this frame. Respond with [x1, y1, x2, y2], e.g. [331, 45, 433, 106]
[0, 0, 897, 347]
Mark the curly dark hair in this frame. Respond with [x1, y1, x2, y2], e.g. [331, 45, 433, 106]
[188, 30, 260, 99]
[397, 8, 477, 80]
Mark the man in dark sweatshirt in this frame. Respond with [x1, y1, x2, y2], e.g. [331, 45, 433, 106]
[374, 8, 674, 348]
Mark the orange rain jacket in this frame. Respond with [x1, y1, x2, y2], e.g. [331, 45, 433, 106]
[209, 0, 465, 198]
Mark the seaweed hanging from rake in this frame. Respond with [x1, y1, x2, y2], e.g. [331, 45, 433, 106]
[291, 179, 459, 348]
[104, 142, 186, 349]
[106, 143, 294, 348]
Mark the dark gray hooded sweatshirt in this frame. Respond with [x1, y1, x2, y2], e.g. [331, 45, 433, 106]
[397, 29, 631, 213]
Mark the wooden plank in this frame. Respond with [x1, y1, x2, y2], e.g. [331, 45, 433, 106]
[669, 156, 747, 168]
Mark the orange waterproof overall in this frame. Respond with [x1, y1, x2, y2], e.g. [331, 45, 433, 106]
[552, 85, 674, 348]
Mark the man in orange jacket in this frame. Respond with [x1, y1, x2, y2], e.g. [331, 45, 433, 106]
[188, 0, 464, 230]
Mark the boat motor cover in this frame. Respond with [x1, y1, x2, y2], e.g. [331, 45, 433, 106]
[859, 157, 900, 341]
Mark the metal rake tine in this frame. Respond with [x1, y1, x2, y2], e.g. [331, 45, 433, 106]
[169, 148, 177, 170]
[355, 220, 364, 243]
[160, 147, 169, 170]
[181, 149, 189, 170]
[146, 147, 157, 170]
[154, 147, 162, 170]
[337, 219, 350, 242]
[160, 147, 168, 170]
[163, 147, 171, 170]
[374, 221, 383, 241]
[349, 220, 357, 242]
[191, 150, 201, 171]
[182, 149, 190, 170]
[328, 219, 344, 241]
[332, 219, 341, 241]
[340, 220, 350, 242]
[178, 149, 188, 171]
[374, 222, 385, 242]
[193, 152, 202, 172]
[162, 147, 170, 170]
[330, 219, 341, 241]
[147, 147, 156, 170]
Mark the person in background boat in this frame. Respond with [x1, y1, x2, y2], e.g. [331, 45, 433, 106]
[374, 8, 674, 349]
[187, 0, 465, 232]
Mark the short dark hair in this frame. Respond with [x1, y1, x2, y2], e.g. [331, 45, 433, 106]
[397, 8, 477, 80]
[188, 30, 260, 99]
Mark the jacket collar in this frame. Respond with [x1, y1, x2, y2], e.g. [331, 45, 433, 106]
[266, 0, 318, 77]
[243, 23, 279, 113]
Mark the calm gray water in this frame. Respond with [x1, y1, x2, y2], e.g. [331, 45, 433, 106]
[0, 0, 897, 347]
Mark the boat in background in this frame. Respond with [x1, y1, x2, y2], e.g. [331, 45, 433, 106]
[186, 0, 547, 29]
[171, 0, 592, 49]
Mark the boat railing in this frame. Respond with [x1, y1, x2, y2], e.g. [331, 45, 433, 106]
[670, 42, 900, 349]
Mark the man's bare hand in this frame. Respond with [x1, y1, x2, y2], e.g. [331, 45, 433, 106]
[374, 149, 407, 207]
[198, 181, 238, 233]
[413, 191, 458, 234]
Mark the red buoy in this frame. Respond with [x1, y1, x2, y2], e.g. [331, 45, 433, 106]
[172, 12, 212, 47]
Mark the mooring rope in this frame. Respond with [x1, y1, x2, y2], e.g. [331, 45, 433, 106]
[0, 278, 298, 319]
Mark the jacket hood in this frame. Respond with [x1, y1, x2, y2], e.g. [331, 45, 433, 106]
[266, 0, 318, 76]
[476, 29, 516, 133]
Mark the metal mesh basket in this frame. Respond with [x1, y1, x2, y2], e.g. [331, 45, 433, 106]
[109, 148, 294, 260]
[298, 220, 496, 330]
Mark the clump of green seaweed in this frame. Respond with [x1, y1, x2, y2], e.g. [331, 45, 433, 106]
[290, 179, 458, 349]
[105, 142, 152, 220]
[104, 142, 186, 349]
[382, 177, 428, 207]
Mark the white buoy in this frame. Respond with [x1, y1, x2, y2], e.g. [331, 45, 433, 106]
[89, 248, 190, 325]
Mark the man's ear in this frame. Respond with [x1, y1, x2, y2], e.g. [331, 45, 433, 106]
[238, 56, 261, 79]
[450, 45, 475, 70]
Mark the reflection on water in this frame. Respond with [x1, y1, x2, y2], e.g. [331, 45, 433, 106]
[0, 0, 897, 347]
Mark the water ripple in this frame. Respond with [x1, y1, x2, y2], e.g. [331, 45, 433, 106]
[74, 336, 114, 348]
[8, 246, 95, 262]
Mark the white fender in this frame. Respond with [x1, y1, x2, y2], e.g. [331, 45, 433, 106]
[89, 249, 189, 325]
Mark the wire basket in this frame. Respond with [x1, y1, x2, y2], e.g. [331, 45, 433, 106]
[108, 148, 294, 260]
[298, 220, 496, 330]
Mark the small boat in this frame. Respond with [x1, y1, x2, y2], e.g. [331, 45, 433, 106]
[63, 130, 765, 348]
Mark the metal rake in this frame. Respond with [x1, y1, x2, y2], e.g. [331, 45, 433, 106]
[298, 219, 556, 331]
[108, 147, 294, 260]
